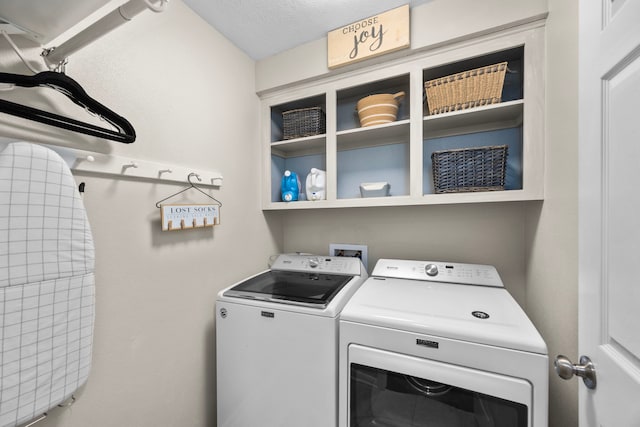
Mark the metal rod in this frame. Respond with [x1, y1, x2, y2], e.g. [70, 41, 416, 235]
[1, 30, 41, 74]
[42, 0, 167, 69]
[22, 414, 47, 427]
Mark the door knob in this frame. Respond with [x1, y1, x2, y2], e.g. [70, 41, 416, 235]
[554, 355, 597, 389]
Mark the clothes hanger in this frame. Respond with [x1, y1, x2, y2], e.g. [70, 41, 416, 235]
[155, 173, 223, 208]
[0, 71, 136, 143]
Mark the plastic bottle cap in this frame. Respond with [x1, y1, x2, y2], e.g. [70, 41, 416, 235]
[284, 170, 291, 176]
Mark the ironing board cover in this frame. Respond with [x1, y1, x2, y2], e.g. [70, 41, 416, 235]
[0, 142, 95, 427]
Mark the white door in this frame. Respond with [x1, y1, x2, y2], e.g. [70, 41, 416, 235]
[575, 0, 640, 425]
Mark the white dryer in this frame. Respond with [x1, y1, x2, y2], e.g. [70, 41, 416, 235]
[216, 254, 368, 427]
[339, 259, 548, 427]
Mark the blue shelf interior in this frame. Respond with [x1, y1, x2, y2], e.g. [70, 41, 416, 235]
[423, 46, 524, 115]
[271, 142, 409, 202]
[271, 94, 326, 142]
[337, 74, 410, 132]
[423, 127, 523, 194]
[337, 144, 408, 199]
[271, 154, 327, 202]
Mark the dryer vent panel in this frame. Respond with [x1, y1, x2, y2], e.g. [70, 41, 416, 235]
[329, 243, 368, 270]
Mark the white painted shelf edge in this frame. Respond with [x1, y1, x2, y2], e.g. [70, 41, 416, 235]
[263, 189, 543, 210]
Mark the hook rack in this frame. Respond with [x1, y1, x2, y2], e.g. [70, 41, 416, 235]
[68, 148, 223, 187]
[0, 140, 223, 187]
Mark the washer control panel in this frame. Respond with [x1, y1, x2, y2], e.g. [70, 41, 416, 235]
[270, 254, 363, 276]
[371, 259, 503, 287]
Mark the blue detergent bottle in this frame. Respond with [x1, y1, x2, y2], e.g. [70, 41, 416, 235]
[281, 170, 300, 202]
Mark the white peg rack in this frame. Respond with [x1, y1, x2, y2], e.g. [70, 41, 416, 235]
[70, 149, 223, 187]
[0, 140, 222, 187]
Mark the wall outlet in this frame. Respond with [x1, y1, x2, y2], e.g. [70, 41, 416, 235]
[329, 243, 368, 270]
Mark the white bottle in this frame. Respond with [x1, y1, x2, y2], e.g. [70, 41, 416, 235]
[305, 168, 326, 201]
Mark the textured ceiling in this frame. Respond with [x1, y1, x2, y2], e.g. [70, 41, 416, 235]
[182, 0, 432, 60]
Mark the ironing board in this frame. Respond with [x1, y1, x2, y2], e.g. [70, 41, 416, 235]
[0, 142, 95, 427]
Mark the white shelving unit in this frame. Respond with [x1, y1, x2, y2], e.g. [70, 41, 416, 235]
[261, 22, 545, 210]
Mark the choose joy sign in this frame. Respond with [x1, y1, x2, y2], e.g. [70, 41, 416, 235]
[328, 5, 410, 69]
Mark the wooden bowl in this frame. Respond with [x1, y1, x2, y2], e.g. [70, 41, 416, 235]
[356, 91, 405, 127]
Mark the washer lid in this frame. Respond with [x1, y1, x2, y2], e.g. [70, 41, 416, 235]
[341, 276, 547, 355]
[223, 270, 353, 309]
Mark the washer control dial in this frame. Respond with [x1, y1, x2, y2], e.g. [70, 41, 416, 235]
[425, 263, 439, 277]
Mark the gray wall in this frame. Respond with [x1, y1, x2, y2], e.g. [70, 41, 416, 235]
[0, 1, 281, 426]
[526, 0, 579, 425]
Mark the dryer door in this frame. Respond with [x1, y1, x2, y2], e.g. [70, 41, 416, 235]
[348, 345, 532, 427]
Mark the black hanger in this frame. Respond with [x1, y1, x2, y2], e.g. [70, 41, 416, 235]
[0, 71, 136, 143]
[155, 173, 223, 208]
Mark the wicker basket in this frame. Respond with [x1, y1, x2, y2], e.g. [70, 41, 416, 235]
[431, 145, 508, 193]
[282, 107, 326, 140]
[424, 62, 508, 115]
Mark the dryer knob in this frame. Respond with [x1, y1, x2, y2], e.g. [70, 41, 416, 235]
[309, 258, 319, 268]
[425, 263, 439, 277]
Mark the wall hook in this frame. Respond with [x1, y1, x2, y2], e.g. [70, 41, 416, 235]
[188, 172, 201, 184]
[57, 395, 76, 408]
[122, 161, 138, 170]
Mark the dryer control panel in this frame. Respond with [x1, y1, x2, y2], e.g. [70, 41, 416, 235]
[371, 259, 503, 287]
[270, 254, 364, 276]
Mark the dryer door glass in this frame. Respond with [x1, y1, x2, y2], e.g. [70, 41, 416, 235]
[223, 270, 352, 308]
[351, 363, 527, 427]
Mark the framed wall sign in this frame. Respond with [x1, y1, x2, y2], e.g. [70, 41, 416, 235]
[327, 4, 410, 69]
[160, 204, 220, 231]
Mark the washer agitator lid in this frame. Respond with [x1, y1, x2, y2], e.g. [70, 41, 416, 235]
[340, 259, 547, 354]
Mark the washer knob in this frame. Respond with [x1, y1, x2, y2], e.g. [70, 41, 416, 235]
[308, 258, 319, 268]
[425, 263, 439, 277]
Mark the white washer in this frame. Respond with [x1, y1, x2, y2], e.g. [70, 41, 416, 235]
[216, 254, 368, 427]
[339, 259, 548, 427]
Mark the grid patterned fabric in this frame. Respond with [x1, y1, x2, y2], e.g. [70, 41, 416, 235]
[0, 142, 95, 427]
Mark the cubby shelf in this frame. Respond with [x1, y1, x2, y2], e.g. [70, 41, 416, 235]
[271, 135, 326, 157]
[337, 120, 410, 151]
[423, 100, 523, 139]
[261, 23, 545, 210]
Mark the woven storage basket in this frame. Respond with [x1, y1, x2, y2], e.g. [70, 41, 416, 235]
[424, 62, 508, 115]
[431, 145, 508, 193]
[282, 107, 326, 140]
